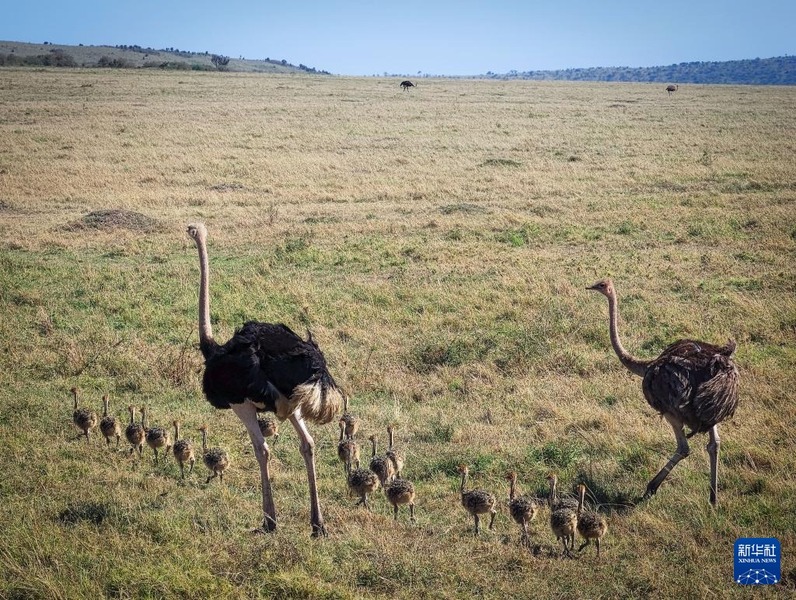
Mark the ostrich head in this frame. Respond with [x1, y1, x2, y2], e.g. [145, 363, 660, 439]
[545, 472, 558, 485]
[586, 278, 615, 298]
[186, 222, 207, 243]
[456, 464, 469, 475]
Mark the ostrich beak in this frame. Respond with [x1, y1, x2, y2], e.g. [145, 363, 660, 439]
[586, 283, 598, 290]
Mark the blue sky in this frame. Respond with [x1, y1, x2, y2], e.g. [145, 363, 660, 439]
[2, 1, 794, 75]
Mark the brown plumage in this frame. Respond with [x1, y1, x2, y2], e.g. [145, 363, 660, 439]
[124, 405, 145, 456]
[457, 464, 497, 534]
[257, 414, 280, 442]
[386, 425, 405, 478]
[70, 387, 97, 444]
[368, 434, 395, 485]
[506, 471, 538, 544]
[588, 278, 740, 506]
[547, 473, 578, 557]
[198, 424, 230, 484]
[142, 406, 172, 465]
[172, 420, 195, 479]
[576, 484, 608, 557]
[99, 394, 121, 448]
[337, 420, 359, 475]
[384, 477, 416, 522]
[347, 458, 380, 509]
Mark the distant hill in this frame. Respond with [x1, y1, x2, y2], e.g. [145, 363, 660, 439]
[0, 40, 330, 74]
[483, 56, 796, 85]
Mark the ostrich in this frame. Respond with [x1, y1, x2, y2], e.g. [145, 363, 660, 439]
[368, 434, 395, 485]
[125, 405, 145, 456]
[347, 457, 380, 509]
[339, 396, 359, 440]
[99, 394, 121, 448]
[258, 414, 280, 442]
[198, 424, 230, 484]
[172, 420, 195, 478]
[384, 477, 416, 522]
[70, 387, 97, 444]
[666, 84, 679, 95]
[337, 420, 359, 475]
[587, 278, 739, 506]
[506, 471, 538, 545]
[575, 484, 608, 557]
[549, 502, 578, 558]
[457, 464, 497, 534]
[400, 80, 415, 90]
[142, 406, 172, 465]
[386, 425, 405, 478]
[187, 223, 343, 536]
[546, 473, 579, 511]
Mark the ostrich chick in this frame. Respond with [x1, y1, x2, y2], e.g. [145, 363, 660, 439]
[99, 394, 121, 448]
[368, 434, 395, 485]
[142, 406, 172, 465]
[347, 458, 380, 509]
[70, 387, 97, 444]
[257, 414, 280, 442]
[457, 464, 497, 534]
[506, 471, 538, 544]
[125, 405, 145, 456]
[384, 477, 416, 523]
[386, 425, 405, 478]
[340, 395, 359, 440]
[547, 474, 578, 557]
[547, 472, 579, 511]
[337, 420, 359, 475]
[172, 420, 195, 479]
[199, 424, 230, 484]
[576, 484, 608, 557]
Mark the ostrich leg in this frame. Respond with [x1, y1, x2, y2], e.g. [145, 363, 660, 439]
[232, 403, 277, 532]
[289, 411, 327, 537]
[707, 426, 721, 507]
[644, 414, 691, 499]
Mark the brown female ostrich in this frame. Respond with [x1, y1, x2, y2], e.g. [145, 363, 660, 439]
[70, 387, 97, 444]
[457, 464, 497, 534]
[506, 471, 538, 545]
[187, 223, 343, 536]
[666, 84, 679, 95]
[99, 394, 121, 448]
[587, 278, 739, 506]
[575, 484, 608, 557]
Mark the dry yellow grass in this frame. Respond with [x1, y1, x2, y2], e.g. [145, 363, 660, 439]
[0, 68, 795, 598]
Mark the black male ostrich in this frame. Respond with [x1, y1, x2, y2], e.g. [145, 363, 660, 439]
[587, 279, 739, 506]
[400, 80, 415, 90]
[666, 84, 678, 96]
[187, 223, 343, 536]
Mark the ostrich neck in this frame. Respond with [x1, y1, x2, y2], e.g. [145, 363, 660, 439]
[549, 480, 556, 505]
[509, 479, 516, 501]
[578, 489, 585, 513]
[195, 235, 216, 354]
[370, 439, 377, 457]
[201, 430, 208, 453]
[607, 292, 648, 377]
[73, 391, 79, 411]
[460, 471, 468, 494]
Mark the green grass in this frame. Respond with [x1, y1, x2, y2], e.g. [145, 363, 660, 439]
[0, 69, 795, 598]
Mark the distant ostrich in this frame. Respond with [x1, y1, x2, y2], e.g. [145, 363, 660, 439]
[457, 464, 497, 534]
[187, 223, 343, 537]
[666, 84, 679, 96]
[587, 278, 739, 506]
[400, 80, 415, 91]
[70, 387, 97, 444]
[99, 394, 121, 448]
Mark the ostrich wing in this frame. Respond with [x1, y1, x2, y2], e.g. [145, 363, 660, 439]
[643, 340, 739, 434]
[203, 321, 337, 414]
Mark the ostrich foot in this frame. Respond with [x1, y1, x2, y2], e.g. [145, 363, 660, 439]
[311, 522, 328, 538]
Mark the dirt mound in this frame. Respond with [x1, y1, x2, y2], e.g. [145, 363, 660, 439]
[68, 209, 161, 232]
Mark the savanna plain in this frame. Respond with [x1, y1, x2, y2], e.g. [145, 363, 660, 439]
[0, 69, 795, 599]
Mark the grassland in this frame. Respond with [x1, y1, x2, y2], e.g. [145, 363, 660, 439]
[0, 68, 794, 599]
